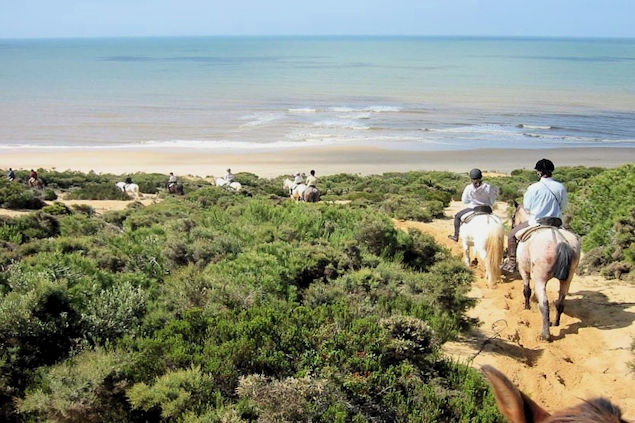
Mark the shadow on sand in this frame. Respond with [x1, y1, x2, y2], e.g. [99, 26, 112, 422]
[552, 290, 635, 340]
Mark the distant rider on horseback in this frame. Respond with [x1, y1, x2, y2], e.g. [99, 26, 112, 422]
[29, 169, 38, 186]
[448, 168, 497, 242]
[293, 172, 303, 189]
[225, 168, 234, 182]
[305, 169, 318, 188]
[167, 172, 177, 189]
[7, 168, 15, 181]
[501, 158, 568, 274]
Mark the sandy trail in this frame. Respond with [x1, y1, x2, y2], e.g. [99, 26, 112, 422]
[395, 201, 635, 418]
[0, 194, 160, 218]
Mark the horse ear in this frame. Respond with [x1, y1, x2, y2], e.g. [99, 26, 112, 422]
[482, 366, 550, 423]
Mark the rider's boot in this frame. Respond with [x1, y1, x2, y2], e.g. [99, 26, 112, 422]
[501, 256, 517, 274]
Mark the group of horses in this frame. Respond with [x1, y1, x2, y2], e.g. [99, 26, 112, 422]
[114, 176, 242, 198]
[465, 214, 627, 422]
[459, 203, 580, 341]
[283, 179, 321, 202]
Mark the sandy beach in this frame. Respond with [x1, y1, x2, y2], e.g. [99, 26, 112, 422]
[1, 146, 634, 177]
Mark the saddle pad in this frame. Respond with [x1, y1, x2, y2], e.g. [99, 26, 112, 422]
[461, 210, 492, 224]
[515, 225, 568, 242]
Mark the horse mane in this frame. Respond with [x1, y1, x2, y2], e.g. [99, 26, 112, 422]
[547, 398, 626, 423]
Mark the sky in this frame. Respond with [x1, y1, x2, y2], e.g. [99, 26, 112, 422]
[1, 0, 634, 39]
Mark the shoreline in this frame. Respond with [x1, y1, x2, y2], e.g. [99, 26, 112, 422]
[1, 146, 633, 177]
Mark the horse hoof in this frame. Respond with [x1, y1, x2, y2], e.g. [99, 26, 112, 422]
[539, 333, 551, 342]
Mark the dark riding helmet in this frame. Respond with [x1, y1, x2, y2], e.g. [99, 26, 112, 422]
[469, 168, 482, 180]
[534, 158, 555, 173]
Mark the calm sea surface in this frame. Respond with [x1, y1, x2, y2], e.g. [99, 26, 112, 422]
[1, 36, 634, 151]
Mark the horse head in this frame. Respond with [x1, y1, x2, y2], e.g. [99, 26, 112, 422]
[483, 366, 627, 423]
[511, 200, 531, 228]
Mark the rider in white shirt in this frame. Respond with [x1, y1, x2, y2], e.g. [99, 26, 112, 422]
[225, 169, 234, 182]
[448, 168, 497, 242]
[305, 170, 318, 187]
[502, 158, 568, 274]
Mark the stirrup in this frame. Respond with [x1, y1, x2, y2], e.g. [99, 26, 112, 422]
[447, 234, 458, 242]
[501, 259, 517, 274]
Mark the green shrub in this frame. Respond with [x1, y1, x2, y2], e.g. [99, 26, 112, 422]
[0, 212, 61, 243]
[71, 203, 96, 216]
[0, 179, 46, 209]
[569, 164, 634, 276]
[82, 282, 147, 344]
[43, 188, 58, 201]
[17, 349, 129, 423]
[66, 183, 130, 200]
[42, 201, 73, 215]
[128, 366, 216, 420]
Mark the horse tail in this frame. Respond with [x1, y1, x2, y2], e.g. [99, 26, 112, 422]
[486, 221, 504, 284]
[553, 242, 575, 281]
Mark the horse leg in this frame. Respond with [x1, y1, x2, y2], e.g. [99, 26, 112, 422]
[520, 262, 531, 310]
[462, 241, 471, 268]
[534, 279, 551, 341]
[553, 277, 572, 327]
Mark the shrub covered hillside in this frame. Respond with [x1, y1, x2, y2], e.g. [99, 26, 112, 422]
[0, 187, 502, 422]
[568, 164, 635, 280]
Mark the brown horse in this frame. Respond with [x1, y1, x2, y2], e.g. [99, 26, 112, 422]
[167, 183, 184, 195]
[303, 186, 320, 203]
[512, 204, 581, 340]
[483, 366, 627, 422]
[27, 178, 44, 189]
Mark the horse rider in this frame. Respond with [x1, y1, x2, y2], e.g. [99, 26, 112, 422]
[225, 168, 234, 182]
[448, 168, 497, 242]
[305, 169, 318, 188]
[29, 169, 38, 186]
[125, 176, 133, 185]
[7, 168, 15, 181]
[292, 172, 303, 189]
[501, 158, 568, 274]
[167, 172, 177, 189]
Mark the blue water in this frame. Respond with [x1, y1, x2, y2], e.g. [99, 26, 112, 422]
[1, 36, 634, 151]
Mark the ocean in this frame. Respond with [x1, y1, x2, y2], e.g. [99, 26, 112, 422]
[1, 36, 634, 152]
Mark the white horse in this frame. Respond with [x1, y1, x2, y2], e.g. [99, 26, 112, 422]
[459, 213, 505, 287]
[214, 177, 242, 192]
[116, 181, 140, 198]
[512, 205, 581, 341]
[283, 178, 306, 201]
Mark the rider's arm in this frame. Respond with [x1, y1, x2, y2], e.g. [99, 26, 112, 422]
[559, 187, 568, 211]
[461, 185, 471, 204]
[488, 184, 497, 205]
[523, 184, 536, 213]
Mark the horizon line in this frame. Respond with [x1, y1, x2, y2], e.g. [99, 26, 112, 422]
[2, 34, 635, 41]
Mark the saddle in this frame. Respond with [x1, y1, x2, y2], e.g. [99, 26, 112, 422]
[515, 218, 564, 242]
[460, 205, 493, 224]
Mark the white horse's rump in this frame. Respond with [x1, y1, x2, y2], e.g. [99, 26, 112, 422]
[459, 213, 504, 287]
[116, 182, 140, 198]
[215, 178, 242, 191]
[283, 179, 306, 201]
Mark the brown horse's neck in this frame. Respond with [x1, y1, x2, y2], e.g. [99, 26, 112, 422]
[547, 398, 626, 422]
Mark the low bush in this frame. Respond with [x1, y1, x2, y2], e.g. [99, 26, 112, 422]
[42, 201, 72, 215]
[66, 183, 130, 200]
[0, 180, 46, 209]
